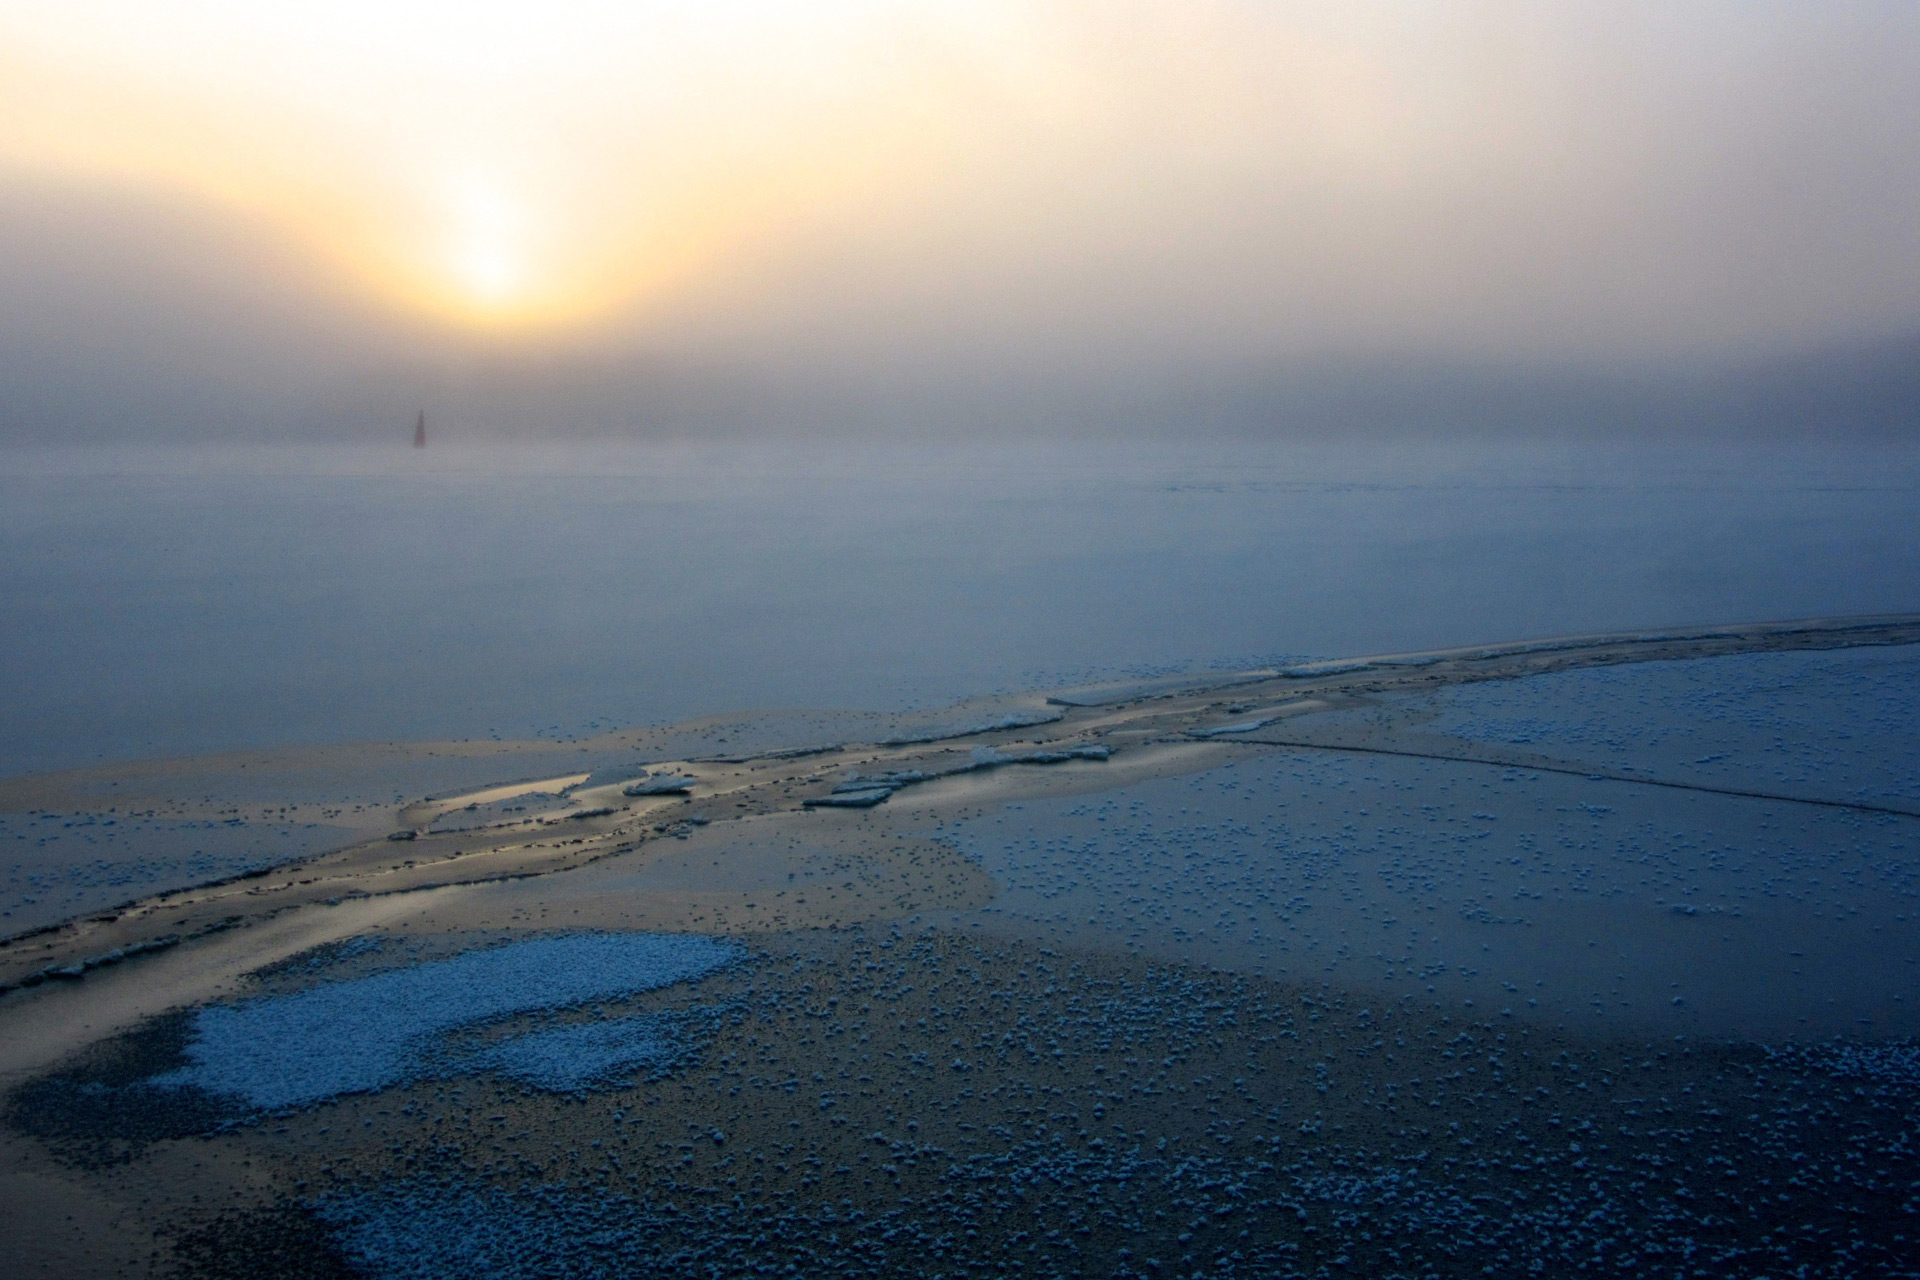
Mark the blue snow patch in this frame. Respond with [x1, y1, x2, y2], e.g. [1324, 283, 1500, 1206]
[151, 932, 740, 1110]
[470, 1013, 685, 1092]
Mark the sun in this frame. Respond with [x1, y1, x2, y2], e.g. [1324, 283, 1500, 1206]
[0, 0, 1058, 333]
[445, 176, 526, 313]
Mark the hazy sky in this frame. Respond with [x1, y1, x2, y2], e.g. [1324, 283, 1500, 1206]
[3, 1, 1918, 438]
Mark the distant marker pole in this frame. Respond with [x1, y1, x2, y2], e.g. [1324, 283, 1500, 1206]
[413, 409, 427, 449]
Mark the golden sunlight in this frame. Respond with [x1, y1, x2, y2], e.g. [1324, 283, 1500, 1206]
[0, 0, 1612, 343]
[445, 175, 526, 311]
[0, 0, 1067, 330]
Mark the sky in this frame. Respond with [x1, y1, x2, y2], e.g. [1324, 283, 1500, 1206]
[2, 0, 1918, 440]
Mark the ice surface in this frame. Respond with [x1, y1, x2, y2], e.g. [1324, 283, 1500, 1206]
[1767, 1039, 1920, 1086]
[577, 765, 649, 787]
[622, 774, 697, 796]
[832, 772, 926, 793]
[968, 745, 1110, 768]
[1003, 745, 1110, 764]
[11, 440, 1919, 779]
[0, 813, 352, 936]
[152, 933, 739, 1110]
[1045, 671, 1277, 707]
[1186, 717, 1281, 737]
[941, 744, 1920, 1038]
[1428, 645, 1920, 809]
[877, 709, 1064, 746]
[467, 1013, 684, 1092]
[427, 792, 571, 833]
[807, 745, 1110, 808]
[804, 788, 894, 808]
[1184, 705, 1321, 737]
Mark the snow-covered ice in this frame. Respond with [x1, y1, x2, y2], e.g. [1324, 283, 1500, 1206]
[152, 933, 739, 1110]
[468, 1013, 687, 1092]
[1427, 645, 1920, 809]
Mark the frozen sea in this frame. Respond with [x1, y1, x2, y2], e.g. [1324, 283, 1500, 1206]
[3, 437, 1920, 776]
[10, 438, 1920, 1280]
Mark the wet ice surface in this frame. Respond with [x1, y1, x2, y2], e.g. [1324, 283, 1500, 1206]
[942, 752, 1920, 1040]
[1426, 644, 1920, 809]
[153, 934, 740, 1110]
[0, 812, 350, 935]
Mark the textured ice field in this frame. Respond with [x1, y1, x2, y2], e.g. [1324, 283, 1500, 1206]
[154, 933, 740, 1110]
[1427, 644, 1920, 809]
[0, 812, 351, 935]
[940, 707, 1920, 1038]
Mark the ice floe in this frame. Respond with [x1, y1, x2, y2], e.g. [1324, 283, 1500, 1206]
[877, 708, 1065, 746]
[576, 765, 651, 788]
[1184, 700, 1323, 737]
[804, 744, 1110, 808]
[428, 792, 575, 834]
[622, 773, 698, 797]
[980, 744, 1110, 766]
[1044, 672, 1276, 708]
[3, 933, 181, 994]
[804, 788, 895, 809]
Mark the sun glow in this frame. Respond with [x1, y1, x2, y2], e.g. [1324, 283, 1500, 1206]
[0, 0, 1067, 330]
[446, 177, 526, 311]
[12, 2, 1878, 359]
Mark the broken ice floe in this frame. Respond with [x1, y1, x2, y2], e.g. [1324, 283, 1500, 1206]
[4, 933, 181, 994]
[428, 792, 576, 834]
[1184, 701, 1323, 738]
[1187, 718, 1277, 738]
[877, 709, 1066, 746]
[576, 764, 650, 788]
[1045, 672, 1276, 708]
[148, 933, 739, 1111]
[981, 744, 1111, 766]
[805, 788, 895, 809]
[622, 773, 699, 797]
[803, 745, 1110, 809]
[834, 771, 929, 793]
[1277, 659, 1375, 678]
